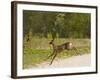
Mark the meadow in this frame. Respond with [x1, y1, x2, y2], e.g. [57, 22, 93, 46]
[23, 38, 90, 69]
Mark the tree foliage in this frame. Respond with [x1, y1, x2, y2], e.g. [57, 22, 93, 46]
[23, 10, 91, 39]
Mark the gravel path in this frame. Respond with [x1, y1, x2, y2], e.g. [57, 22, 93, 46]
[37, 54, 91, 68]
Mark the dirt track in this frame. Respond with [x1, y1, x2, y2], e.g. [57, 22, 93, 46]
[37, 54, 91, 68]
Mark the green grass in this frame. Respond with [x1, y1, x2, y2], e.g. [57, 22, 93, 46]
[23, 38, 90, 69]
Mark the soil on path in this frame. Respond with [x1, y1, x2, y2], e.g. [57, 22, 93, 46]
[37, 54, 91, 68]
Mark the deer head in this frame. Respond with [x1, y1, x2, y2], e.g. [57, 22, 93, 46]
[49, 38, 55, 49]
[49, 37, 55, 44]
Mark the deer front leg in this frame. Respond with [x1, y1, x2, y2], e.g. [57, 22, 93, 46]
[49, 52, 57, 65]
[44, 50, 55, 61]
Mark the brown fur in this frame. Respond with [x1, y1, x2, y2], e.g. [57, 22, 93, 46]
[47, 39, 79, 65]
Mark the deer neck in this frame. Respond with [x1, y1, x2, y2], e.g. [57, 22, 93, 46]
[51, 43, 56, 49]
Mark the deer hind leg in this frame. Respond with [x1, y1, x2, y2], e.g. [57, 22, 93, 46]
[49, 52, 58, 65]
[72, 47, 80, 55]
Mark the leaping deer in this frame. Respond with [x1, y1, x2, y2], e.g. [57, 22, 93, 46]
[46, 38, 79, 65]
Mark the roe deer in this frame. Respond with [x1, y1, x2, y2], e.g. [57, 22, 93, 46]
[47, 38, 79, 65]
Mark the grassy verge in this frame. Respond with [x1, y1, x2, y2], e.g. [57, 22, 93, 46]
[23, 45, 90, 69]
